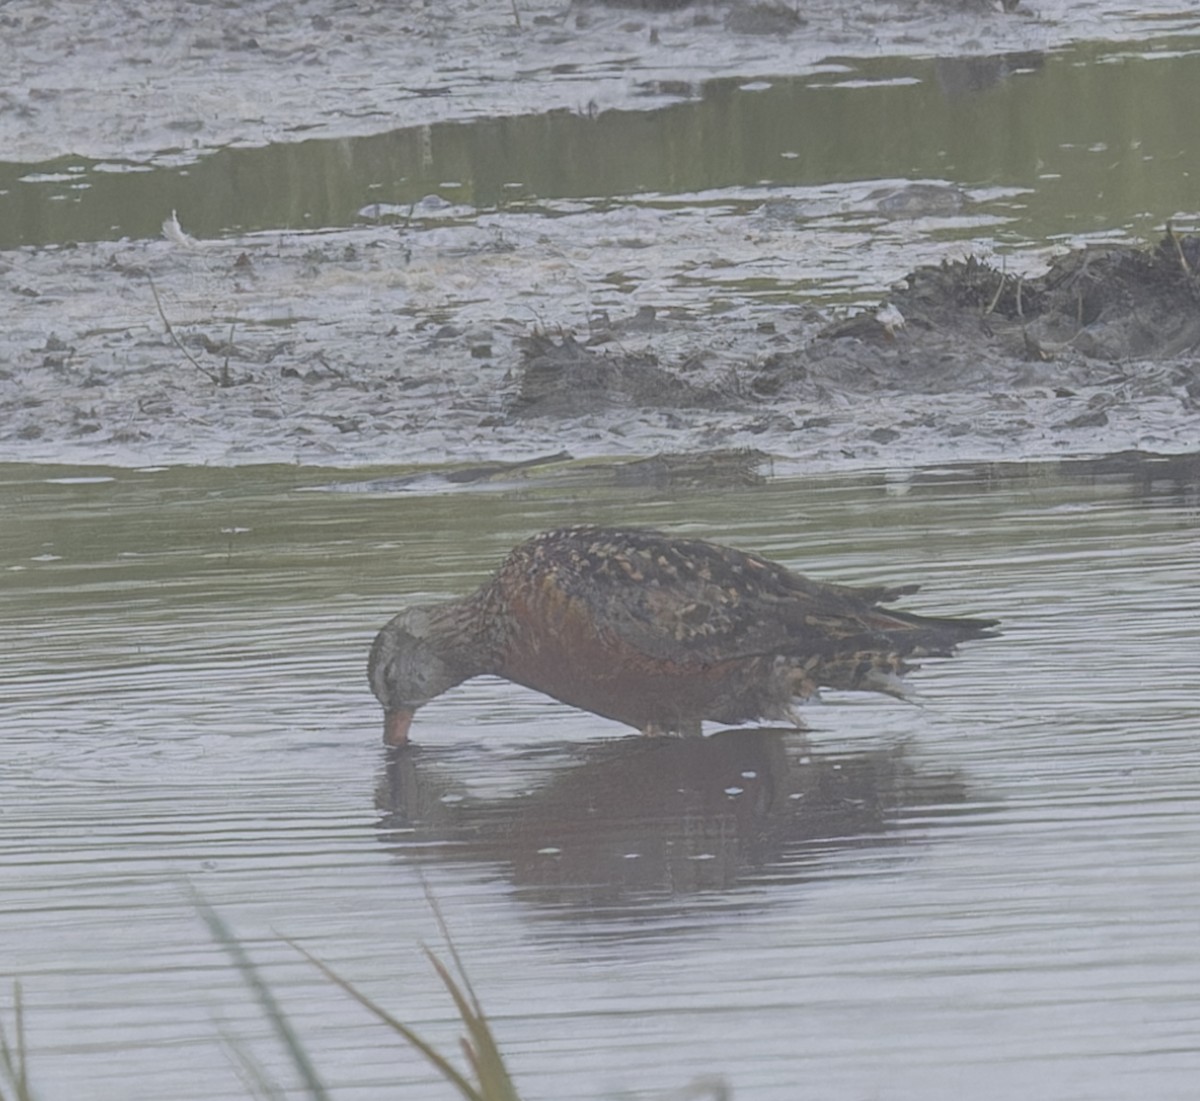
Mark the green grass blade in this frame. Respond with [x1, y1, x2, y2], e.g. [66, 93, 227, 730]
[188, 889, 331, 1101]
[422, 948, 520, 1101]
[215, 1020, 290, 1101]
[423, 885, 486, 1013]
[419, 886, 521, 1101]
[286, 939, 486, 1101]
[0, 982, 32, 1101]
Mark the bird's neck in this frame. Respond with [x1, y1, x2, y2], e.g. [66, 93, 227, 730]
[424, 589, 505, 677]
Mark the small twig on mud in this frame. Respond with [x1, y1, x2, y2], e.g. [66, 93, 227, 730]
[1166, 221, 1192, 276]
[510, 0, 522, 29]
[307, 351, 347, 380]
[147, 274, 224, 386]
[1163, 221, 1200, 308]
[222, 322, 236, 387]
[1015, 274, 1024, 319]
[984, 271, 1006, 317]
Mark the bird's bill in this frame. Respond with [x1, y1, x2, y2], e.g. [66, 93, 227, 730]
[382, 708, 414, 747]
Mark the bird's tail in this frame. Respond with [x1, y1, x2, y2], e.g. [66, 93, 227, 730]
[872, 607, 1000, 657]
[808, 609, 998, 698]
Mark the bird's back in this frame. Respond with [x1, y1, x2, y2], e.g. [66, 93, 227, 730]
[479, 526, 995, 732]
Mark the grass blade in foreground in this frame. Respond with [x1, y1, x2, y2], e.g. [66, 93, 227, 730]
[288, 936, 523, 1101]
[0, 983, 33, 1101]
[190, 890, 332, 1101]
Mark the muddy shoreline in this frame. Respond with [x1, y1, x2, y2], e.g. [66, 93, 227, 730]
[2, 0, 1131, 167]
[5, 223, 1197, 471]
[3, 0, 1200, 471]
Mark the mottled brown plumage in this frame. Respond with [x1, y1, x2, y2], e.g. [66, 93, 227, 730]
[367, 526, 998, 744]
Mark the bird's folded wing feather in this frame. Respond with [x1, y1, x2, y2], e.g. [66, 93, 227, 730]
[563, 537, 913, 664]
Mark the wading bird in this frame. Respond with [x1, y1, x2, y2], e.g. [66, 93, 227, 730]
[368, 526, 997, 745]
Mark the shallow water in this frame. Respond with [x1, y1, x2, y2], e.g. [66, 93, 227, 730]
[2, 455, 1198, 1100]
[7, 36, 1200, 251]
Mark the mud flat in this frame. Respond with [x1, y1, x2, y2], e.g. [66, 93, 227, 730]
[7, 0, 1180, 167]
[4, 218, 1198, 470]
[3, 0, 1199, 470]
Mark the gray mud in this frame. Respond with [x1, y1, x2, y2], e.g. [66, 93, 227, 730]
[5, 0, 1161, 167]
[511, 234, 1200, 442]
[756, 238, 1200, 409]
[3, 0, 1200, 470]
[5, 213, 1199, 470]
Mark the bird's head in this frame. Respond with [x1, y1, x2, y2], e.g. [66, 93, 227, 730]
[367, 605, 469, 746]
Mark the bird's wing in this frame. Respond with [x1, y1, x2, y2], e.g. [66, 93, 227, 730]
[530, 528, 930, 666]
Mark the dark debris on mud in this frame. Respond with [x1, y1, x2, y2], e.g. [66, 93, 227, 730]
[510, 234, 1200, 423]
[510, 332, 738, 417]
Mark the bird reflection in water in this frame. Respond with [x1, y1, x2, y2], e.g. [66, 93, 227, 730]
[375, 730, 970, 917]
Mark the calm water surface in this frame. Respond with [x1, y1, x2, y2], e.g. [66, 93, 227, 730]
[8, 36, 1200, 249]
[2, 456, 1199, 1100]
